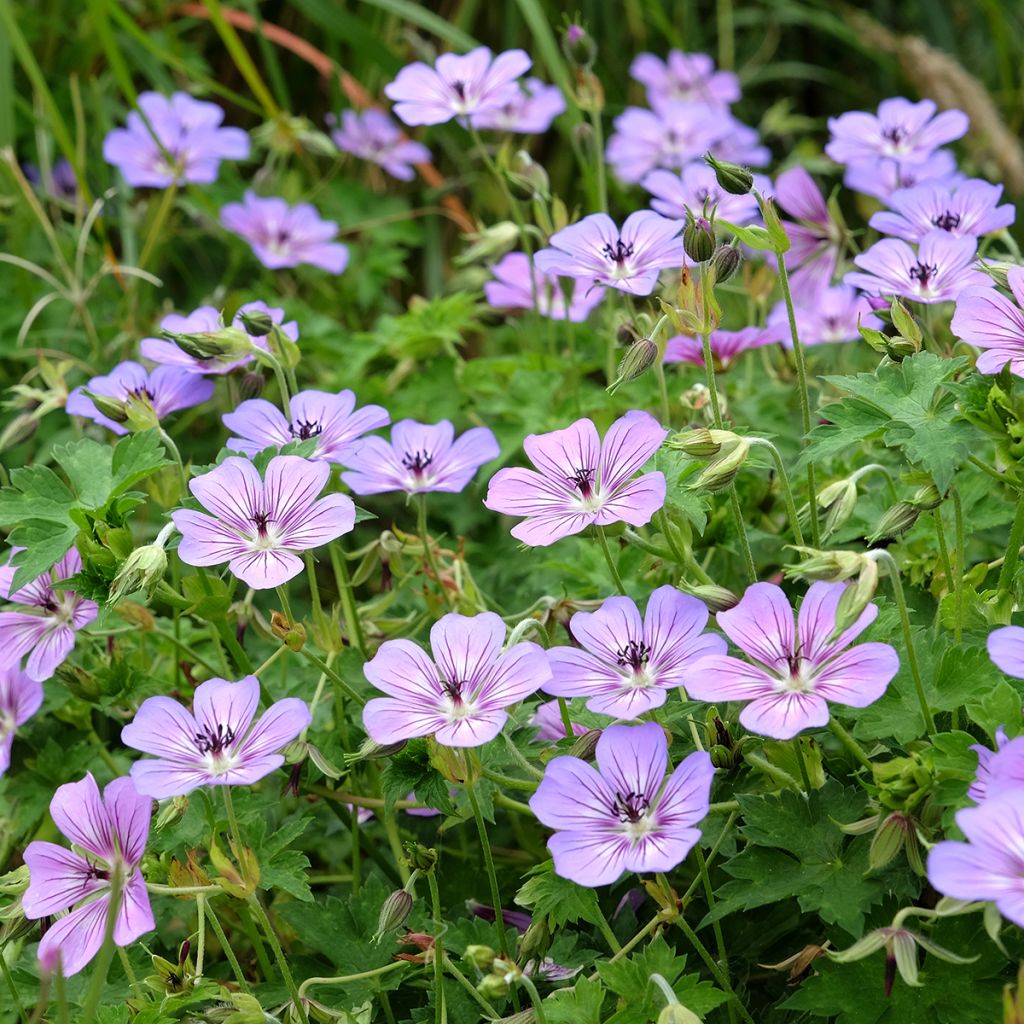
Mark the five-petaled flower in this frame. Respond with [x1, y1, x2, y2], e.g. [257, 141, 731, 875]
[484, 410, 667, 546]
[951, 266, 1024, 376]
[362, 611, 551, 746]
[870, 179, 1015, 242]
[22, 774, 154, 976]
[340, 419, 499, 496]
[767, 284, 883, 347]
[0, 666, 43, 776]
[328, 108, 430, 181]
[843, 148, 960, 204]
[630, 50, 740, 108]
[534, 212, 686, 296]
[530, 721, 713, 885]
[102, 91, 249, 188]
[223, 388, 390, 463]
[385, 47, 531, 126]
[122, 674, 311, 797]
[171, 455, 356, 588]
[663, 326, 784, 369]
[484, 251, 606, 321]
[685, 581, 899, 740]
[545, 586, 727, 718]
[641, 163, 769, 223]
[0, 548, 99, 682]
[774, 167, 846, 299]
[469, 77, 566, 134]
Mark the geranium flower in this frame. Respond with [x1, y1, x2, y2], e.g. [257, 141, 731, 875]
[470, 77, 566, 134]
[951, 266, 1024, 375]
[767, 285, 883, 346]
[530, 699, 587, 741]
[220, 192, 349, 273]
[529, 722, 713, 885]
[928, 792, 1024, 926]
[845, 230, 991, 304]
[66, 361, 214, 435]
[630, 51, 740, 108]
[0, 667, 43, 776]
[223, 389, 390, 462]
[826, 98, 969, 167]
[362, 612, 551, 746]
[22, 774, 154, 976]
[484, 251, 606, 321]
[685, 581, 899, 740]
[843, 149, 960, 203]
[533, 212, 686, 296]
[340, 419, 499, 496]
[641, 164, 769, 223]
[870, 180, 1015, 242]
[989, 624, 1024, 677]
[328, 109, 430, 181]
[967, 727, 1024, 804]
[545, 587, 727, 718]
[774, 167, 845, 298]
[171, 455, 356, 588]
[122, 674, 311, 797]
[0, 548, 98, 682]
[485, 411, 667, 546]
[663, 326, 784, 369]
[385, 47, 531, 126]
[24, 158, 77, 201]
[141, 301, 298, 375]
[102, 91, 249, 187]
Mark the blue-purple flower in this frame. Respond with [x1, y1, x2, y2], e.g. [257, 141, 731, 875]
[951, 266, 1024, 375]
[767, 285, 883, 347]
[0, 667, 43, 777]
[328, 109, 430, 181]
[470, 77, 566, 134]
[484, 251, 606, 321]
[630, 50, 740, 108]
[870, 179, 1015, 242]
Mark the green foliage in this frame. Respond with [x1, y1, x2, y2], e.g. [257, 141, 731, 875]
[515, 861, 602, 927]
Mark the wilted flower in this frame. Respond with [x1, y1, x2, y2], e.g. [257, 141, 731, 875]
[0, 548, 98, 682]
[544, 586, 726, 718]
[663, 326, 784, 369]
[484, 410, 667, 546]
[385, 47, 531, 126]
[870, 179, 1015, 242]
[630, 51, 740, 108]
[220, 192, 349, 273]
[470, 77, 566, 134]
[22, 774, 154, 975]
[534, 212, 686, 296]
[484, 251, 606, 321]
[951, 266, 1024, 376]
[223, 388, 390, 462]
[362, 612, 551, 747]
[102, 91, 249, 187]
[172, 455, 356, 588]
[529, 699, 587, 740]
[530, 722, 713, 885]
[767, 284, 883, 346]
[0, 667, 43, 776]
[122, 674, 311, 797]
[641, 164, 768, 223]
[66, 362, 213, 435]
[686, 581, 899, 740]
[340, 419, 499, 495]
[774, 167, 845, 299]
[328, 108, 430, 181]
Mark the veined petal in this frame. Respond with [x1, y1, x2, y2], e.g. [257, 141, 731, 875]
[121, 696, 201, 761]
[739, 692, 829, 739]
[812, 643, 899, 707]
[193, 676, 260, 743]
[114, 872, 155, 946]
[49, 774, 114, 860]
[22, 843, 104, 917]
[362, 698, 449, 744]
[38, 896, 111, 977]
[715, 582, 795, 672]
[364, 638, 444, 701]
[103, 777, 151, 866]
[595, 722, 668, 806]
[239, 698, 311, 759]
[530, 756, 617, 829]
[569, 596, 644, 665]
[430, 612, 506, 692]
[546, 830, 633, 886]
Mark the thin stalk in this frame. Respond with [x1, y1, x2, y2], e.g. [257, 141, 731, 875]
[298, 960, 408, 999]
[748, 438, 805, 546]
[952, 488, 966, 642]
[999, 489, 1024, 592]
[672, 916, 756, 1024]
[556, 697, 575, 739]
[299, 648, 365, 705]
[248, 896, 309, 1024]
[137, 183, 179, 270]
[328, 542, 367, 656]
[695, 847, 730, 992]
[793, 737, 813, 794]
[443, 955, 500, 1018]
[196, 894, 207, 979]
[253, 643, 288, 678]
[428, 872, 446, 1024]
[465, 775, 511, 959]
[0, 953, 27, 1024]
[592, 902, 622, 954]
[933, 508, 957, 638]
[827, 718, 872, 771]
[589, 109, 608, 212]
[681, 813, 739, 905]
[481, 767, 540, 792]
[80, 866, 125, 1024]
[158, 428, 188, 493]
[205, 901, 251, 991]
[117, 947, 144, 1001]
[520, 974, 549, 1024]
[727, 488, 757, 583]
[417, 494, 451, 605]
[596, 526, 627, 595]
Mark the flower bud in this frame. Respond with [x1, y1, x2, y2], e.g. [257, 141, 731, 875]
[667, 427, 724, 458]
[345, 737, 408, 763]
[710, 242, 741, 283]
[155, 795, 191, 832]
[709, 744, 734, 769]
[0, 412, 38, 451]
[785, 546, 869, 583]
[607, 337, 658, 394]
[505, 150, 550, 201]
[889, 297, 922, 348]
[455, 222, 521, 266]
[869, 811, 912, 871]
[756, 193, 790, 254]
[270, 610, 307, 651]
[162, 325, 253, 360]
[237, 308, 274, 337]
[677, 582, 739, 613]
[374, 889, 414, 943]
[465, 944, 497, 971]
[658, 1006, 702, 1024]
[832, 560, 879, 636]
[911, 483, 942, 510]
[694, 436, 750, 492]
[517, 918, 552, 964]
[561, 23, 597, 69]
[703, 153, 753, 195]
[568, 728, 602, 761]
[870, 501, 920, 542]
[477, 972, 510, 1000]
[803, 478, 859, 541]
[83, 389, 129, 424]
[683, 213, 716, 263]
[108, 542, 169, 604]
[239, 371, 265, 401]
[404, 843, 439, 873]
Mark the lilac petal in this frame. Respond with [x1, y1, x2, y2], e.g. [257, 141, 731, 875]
[529, 756, 617, 829]
[812, 643, 899, 707]
[988, 626, 1024, 678]
[595, 722, 668, 806]
[715, 582, 795, 672]
[596, 472, 666, 527]
[278, 493, 356, 549]
[655, 751, 714, 830]
[598, 411, 668, 492]
[623, 826, 703, 874]
[38, 896, 110, 977]
[121, 696, 201, 760]
[129, 760, 212, 799]
[476, 642, 550, 707]
[431, 427, 500, 491]
[115, 872, 155, 946]
[739, 692, 829, 739]
[263, 456, 329, 524]
[238, 698, 311, 759]
[26, 622, 76, 682]
[7, 668, 43, 724]
[775, 167, 828, 223]
[523, 418, 600, 484]
[172, 510, 247, 567]
[430, 612, 506, 691]
[362, 698, 449, 745]
[543, 647, 625, 699]
[484, 468, 590, 546]
[569, 597, 644, 664]
[103, 777, 151, 865]
[49, 774, 113, 860]
[0, 614, 49, 671]
[228, 548, 304, 588]
[547, 830, 632, 886]
[189, 457, 263, 530]
[223, 399, 292, 455]
[643, 586, 721, 673]
[927, 841, 1016, 901]
[434, 711, 508, 747]
[586, 686, 668, 719]
[683, 655, 776, 702]
[797, 581, 879, 666]
[22, 843, 104, 917]
[193, 676, 260, 740]
[364, 638, 443, 701]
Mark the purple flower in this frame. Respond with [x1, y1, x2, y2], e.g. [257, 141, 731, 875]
[220, 192, 349, 273]
[545, 587, 727, 718]
[141, 302, 298, 375]
[0, 548, 98, 683]
[22, 774, 153, 976]
[66, 361, 214, 435]
[630, 51, 740, 108]
[606, 102, 726, 184]
[826, 98, 969, 167]
[484, 252, 606, 321]
[927, 792, 1024, 926]
[470, 77, 566, 134]
[774, 167, 844, 299]
[843, 149, 960, 203]
[533, 212, 686, 296]
[767, 285, 883, 346]
[340, 420, 499, 496]
[967, 727, 1024, 804]
[663, 326, 784, 369]
[385, 47, 531, 127]
[685, 581, 899, 740]
[530, 699, 587, 741]
[641, 164, 769, 223]
[529, 722, 713, 886]
[223, 389, 389, 462]
[870, 179, 1015, 242]
[951, 266, 1024, 376]
[171, 455, 356, 589]
[362, 612, 551, 747]
[103, 91, 249, 188]
[24, 158, 77, 201]
[845, 230, 992, 304]
[485, 411, 667, 547]
[122, 674, 311, 797]
[989, 625, 1024, 677]
[0, 667, 43, 776]
[328, 109, 430, 181]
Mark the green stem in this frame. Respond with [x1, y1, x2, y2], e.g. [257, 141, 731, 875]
[418, 494, 451, 605]
[137, 183, 179, 271]
[653, 354, 671, 426]
[727, 488, 757, 583]
[481, 766, 540, 792]
[933, 508, 957, 638]
[428, 872, 446, 1024]
[195, 894, 207, 980]
[443, 955, 500, 1018]
[157, 427, 188, 493]
[205, 900, 251, 992]
[951, 487, 966, 643]
[117, 947, 144, 1001]
[827, 718, 872, 770]
[672, 916, 756, 1024]
[520, 974, 549, 1024]
[328, 542, 367, 657]
[465, 774, 510, 959]
[298, 960, 408, 999]
[304, 551, 324, 624]
[699, 323, 724, 426]
[749, 438, 805, 546]
[682, 813, 739, 905]
[592, 902, 622, 954]
[695, 847, 730, 992]
[589, 108, 608, 212]
[80, 866, 125, 1024]
[793, 737, 813, 794]
[253, 643, 288, 678]
[556, 697, 575, 739]
[999, 490, 1024, 593]
[299, 648, 365, 705]
[247, 896, 309, 1024]
[596, 526, 627, 595]
[0, 952, 28, 1024]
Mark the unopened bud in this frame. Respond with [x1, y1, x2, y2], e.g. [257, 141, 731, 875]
[833, 560, 880, 635]
[237, 308, 274, 337]
[374, 889, 413, 942]
[270, 610, 307, 651]
[869, 811, 911, 871]
[83, 390, 129, 424]
[871, 501, 920, 542]
[677, 582, 739, 613]
[911, 484, 942, 510]
[889, 298, 922, 347]
[108, 543, 169, 605]
[569, 728, 602, 761]
[683, 213, 716, 263]
[785, 546, 869, 583]
[561, 23, 597, 69]
[239, 371, 265, 401]
[404, 843, 439, 873]
[806, 479, 858, 540]
[709, 744, 734, 769]
[608, 338, 658, 394]
[704, 153, 754, 195]
[658, 1006, 702, 1024]
[477, 972, 510, 1000]
[162, 325, 252, 360]
[346, 737, 407, 763]
[710, 242, 741, 283]
[465, 945, 497, 971]
[517, 918, 552, 964]
[506, 150, 550, 201]
[668, 427, 724, 458]
[694, 436, 750, 492]
[155, 795, 190, 831]
[0, 412, 38, 451]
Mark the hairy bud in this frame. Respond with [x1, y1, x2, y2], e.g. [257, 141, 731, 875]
[677, 582, 739, 613]
[374, 889, 414, 943]
[561, 23, 597, 69]
[236, 308, 274, 337]
[607, 337, 658, 394]
[568, 728, 602, 761]
[682, 213, 716, 263]
[710, 242, 741, 282]
[108, 543, 169, 605]
[703, 153, 754, 195]
[870, 501, 921, 542]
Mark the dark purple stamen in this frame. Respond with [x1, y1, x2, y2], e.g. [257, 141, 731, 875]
[882, 125, 907, 145]
[194, 722, 236, 756]
[402, 450, 434, 474]
[441, 679, 465, 705]
[931, 210, 961, 231]
[908, 262, 938, 288]
[252, 511, 272, 537]
[568, 467, 596, 498]
[127, 386, 156, 402]
[616, 640, 651, 672]
[613, 790, 651, 823]
[601, 239, 634, 264]
[452, 80, 467, 100]
[290, 419, 323, 441]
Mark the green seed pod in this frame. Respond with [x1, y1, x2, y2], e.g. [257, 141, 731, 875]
[569, 728, 602, 761]
[710, 242, 742, 282]
[237, 308, 274, 337]
[464, 944, 497, 972]
[608, 337, 658, 394]
[703, 153, 754, 195]
[374, 888, 413, 943]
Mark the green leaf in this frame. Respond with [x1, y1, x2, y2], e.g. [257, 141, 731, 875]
[0, 464, 74, 523]
[380, 740, 455, 816]
[515, 862, 602, 927]
[109, 430, 171, 502]
[256, 817, 313, 902]
[3, 520, 78, 591]
[53, 437, 115, 510]
[544, 977, 607, 1024]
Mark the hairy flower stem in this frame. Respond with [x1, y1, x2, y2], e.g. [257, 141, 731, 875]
[596, 526, 628, 595]
[728, 488, 757, 583]
[793, 738, 813, 794]
[418, 494, 452, 607]
[80, 866, 124, 1024]
[748, 438, 805, 546]
[428, 871, 446, 1024]
[556, 697, 575, 738]
[951, 488, 966, 640]
[464, 772, 511, 959]
[775, 256, 820, 547]
[593, 901, 623, 953]
[299, 649, 364, 705]
[247, 895, 309, 1024]
[672, 915, 756, 1024]
[299, 961, 408, 1000]
[204, 900, 251, 991]
[443, 955, 499, 1017]
[695, 847, 730, 992]
[589, 109, 608, 213]
[828, 718, 873, 770]
[521, 973, 550, 1024]
[999, 490, 1024, 593]
[328, 542, 367, 657]
[157, 427, 189, 494]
